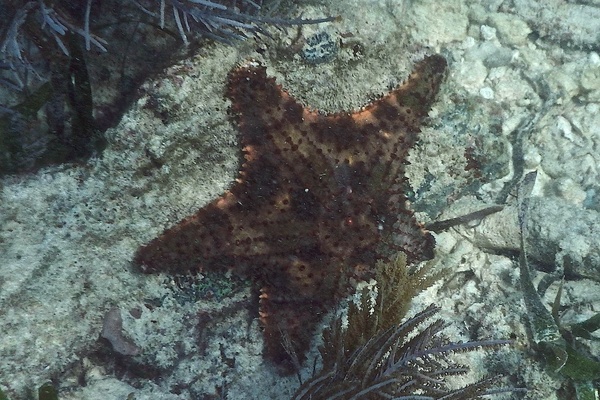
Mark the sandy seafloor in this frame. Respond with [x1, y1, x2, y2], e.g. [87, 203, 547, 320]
[1, 0, 600, 399]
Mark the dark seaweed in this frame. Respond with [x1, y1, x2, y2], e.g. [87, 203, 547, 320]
[0, 0, 335, 175]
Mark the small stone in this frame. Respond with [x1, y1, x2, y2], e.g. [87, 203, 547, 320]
[466, 42, 512, 69]
[523, 148, 542, 169]
[556, 116, 575, 142]
[548, 70, 580, 100]
[302, 31, 338, 64]
[554, 178, 587, 205]
[488, 13, 532, 46]
[479, 86, 494, 99]
[580, 54, 600, 91]
[585, 102, 599, 115]
[480, 25, 496, 41]
[461, 36, 476, 49]
[101, 307, 140, 356]
[456, 60, 488, 94]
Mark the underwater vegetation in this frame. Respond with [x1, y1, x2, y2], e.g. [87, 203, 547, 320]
[517, 172, 600, 399]
[0, 382, 58, 400]
[132, 0, 335, 44]
[292, 253, 520, 399]
[0, 0, 334, 175]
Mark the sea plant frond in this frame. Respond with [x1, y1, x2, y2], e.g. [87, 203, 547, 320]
[517, 171, 600, 396]
[293, 253, 515, 399]
[132, 0, 336, 44]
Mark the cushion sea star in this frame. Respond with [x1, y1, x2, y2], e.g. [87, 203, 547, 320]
[134, 54, 447, 372]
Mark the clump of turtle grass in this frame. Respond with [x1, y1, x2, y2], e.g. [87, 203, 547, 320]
[517, 172, 600, 399]
[0, 382, 58, 400]
[0, 0, 335, 175]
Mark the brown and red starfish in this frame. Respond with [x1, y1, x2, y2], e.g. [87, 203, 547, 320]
[134, 55, 447, 372]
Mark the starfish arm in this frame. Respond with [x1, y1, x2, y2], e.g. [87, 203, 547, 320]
[134, 147, 327, 274]
[133, 179, 321, 274]
[259, 285, 329, 373]
[227, 56, 446, 194]
[133, 190, 240, 274]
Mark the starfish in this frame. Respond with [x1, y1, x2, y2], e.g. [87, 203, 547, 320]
[134, 54, 447, 372]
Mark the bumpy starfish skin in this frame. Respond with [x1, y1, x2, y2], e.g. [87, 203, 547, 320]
[134, 55, 447, 372]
